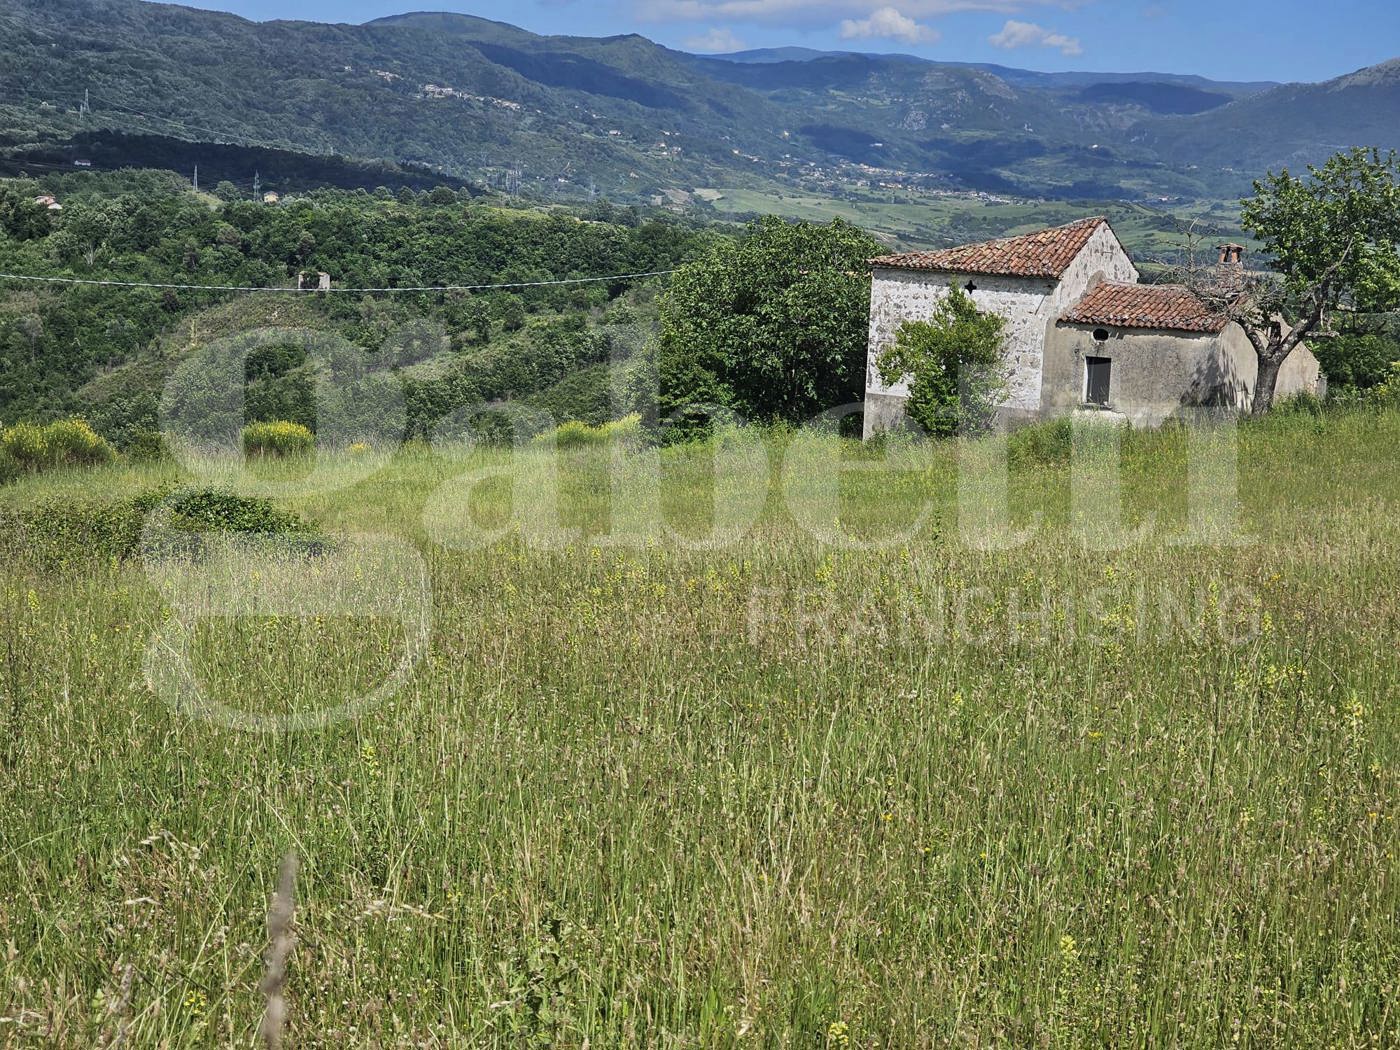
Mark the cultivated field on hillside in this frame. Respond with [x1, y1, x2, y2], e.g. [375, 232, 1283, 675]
[1, 411, 1397, 1046]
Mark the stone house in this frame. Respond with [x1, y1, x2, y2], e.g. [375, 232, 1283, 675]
[863, 217, 1323, 436]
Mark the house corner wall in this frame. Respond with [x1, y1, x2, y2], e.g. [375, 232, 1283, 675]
[864, 268, 1059, 437]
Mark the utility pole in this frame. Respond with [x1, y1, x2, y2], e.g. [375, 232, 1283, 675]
[252, 171, 261, 201]
[80, 89, 89, 117]
[192, 165, 199, 193]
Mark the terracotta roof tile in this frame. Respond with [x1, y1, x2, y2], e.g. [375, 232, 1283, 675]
[870, 217, 1108, 279]
[1061, 281, 1228, 334]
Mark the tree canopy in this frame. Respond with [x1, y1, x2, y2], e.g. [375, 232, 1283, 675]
[657, 216, 879, 430]
[1226, 147, 1400, 412]
[0, 171, 709, 445]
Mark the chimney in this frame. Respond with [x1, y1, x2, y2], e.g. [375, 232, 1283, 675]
[1216, 243, 1245, 267]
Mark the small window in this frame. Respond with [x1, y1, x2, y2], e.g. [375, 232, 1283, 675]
[1093, 328, 1110, 343]
[964, 280, 978, 293]
[1085, 356, 1111, 407]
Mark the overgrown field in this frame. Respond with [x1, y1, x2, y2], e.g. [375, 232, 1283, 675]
[1, 409, 1398, 1046]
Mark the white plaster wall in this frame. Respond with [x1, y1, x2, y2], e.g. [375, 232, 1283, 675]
[1217, 322, 1324, 409]
[865, 222, 1139, 433]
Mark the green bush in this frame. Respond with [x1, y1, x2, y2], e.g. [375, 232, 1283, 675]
[599, 413, 644, 449]
[0, 422, 48, 466]
[163, 488, 313, 536]
[242, 420, 315, 458]
[0, 487, 324, 565]
[1311, 333, 1399, 391]
[43, 419, 119, 468]
[878, 287, 1008, 439]
[537, 414, 645, 450]
[1007, 417, 1074, 468]
[123, 428, 171, 462]
[1369, 361, 1400, 407]
[0, 419, 116, 476]
[551, 420, 602, 448]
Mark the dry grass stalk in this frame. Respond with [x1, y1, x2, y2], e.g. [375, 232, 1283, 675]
[107, 964, 134, 1048]
[258, 853, 299, 1050]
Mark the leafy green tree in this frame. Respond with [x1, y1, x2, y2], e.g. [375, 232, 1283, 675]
[1310, 330, 1400, 391]
[497, 295, 528, 332]
[51, 197, 128, 268]
[877, 286, 1008, 438]
[461, 298, 493, 344]
[657, 217, 879, 427]
[1213, 148, 1400, 413]
[0, 185, 53, 241]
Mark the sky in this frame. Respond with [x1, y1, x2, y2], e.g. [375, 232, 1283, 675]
[182, 0, 1400, 84]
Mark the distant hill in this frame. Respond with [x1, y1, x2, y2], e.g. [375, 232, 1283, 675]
[0, 0, 1394, 201]
[1076, 82, 1232, 115]
[1143, 59, 1400, 174]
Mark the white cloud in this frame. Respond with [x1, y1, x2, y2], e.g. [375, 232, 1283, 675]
[840, 6, 940, 43]
[988, 18, 1083, 55]
[683, 26, 749, 51]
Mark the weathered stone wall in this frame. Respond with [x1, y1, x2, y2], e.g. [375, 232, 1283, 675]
[865, 270, 1053, 436]
[864, 222, 1138, 437]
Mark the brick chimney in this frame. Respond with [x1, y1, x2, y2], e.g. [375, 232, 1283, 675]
[1216, 243, 1245, 266]
[1214, 243, 1246, 294]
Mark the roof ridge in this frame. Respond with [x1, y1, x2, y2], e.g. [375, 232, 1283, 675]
[870, 216, 1111, 280]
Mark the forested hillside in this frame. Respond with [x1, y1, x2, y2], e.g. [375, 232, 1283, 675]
[3, 0, 1396, 203]
[0, 170, 711, 446]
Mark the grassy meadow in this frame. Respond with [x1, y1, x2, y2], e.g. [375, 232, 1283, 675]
[0, 408, 1398, 1046]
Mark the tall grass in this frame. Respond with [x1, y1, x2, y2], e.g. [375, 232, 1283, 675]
[0, 408, 1397, 1045]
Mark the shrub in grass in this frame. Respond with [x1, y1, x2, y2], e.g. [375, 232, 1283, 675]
[242, 421, 315, 458]
[550, 420, 603, 448]
[599, 413, 644, 449]
[0, 422, 48, 467]
[1007, 417, 1073, 468]
[162, 487, 315, 536]
[42, 419, 118, 468]
[1369, 360, 1400, 407]
[538, 414, 646, 450]
[0, 486, 324, 565]
[122, 428, 171, 463]
[0, 419, 116, 474]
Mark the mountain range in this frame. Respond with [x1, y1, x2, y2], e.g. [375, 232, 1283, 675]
[1, 0, 1397, 204]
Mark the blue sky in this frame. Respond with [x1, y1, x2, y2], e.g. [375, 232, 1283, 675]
[187, 0, 1398, 84]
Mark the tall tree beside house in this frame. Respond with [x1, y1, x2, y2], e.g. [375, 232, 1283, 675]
[878, 286, 1008, 438]
[1202, 148, 1400, 414]
[657, 217, 880, 431]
